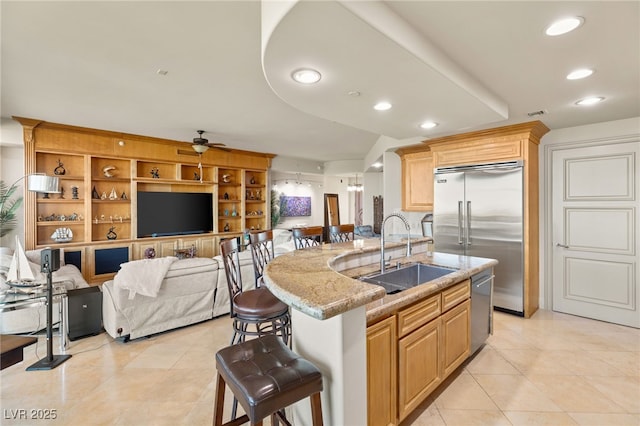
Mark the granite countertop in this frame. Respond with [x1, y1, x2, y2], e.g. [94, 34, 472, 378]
[263, 238, 497, 322]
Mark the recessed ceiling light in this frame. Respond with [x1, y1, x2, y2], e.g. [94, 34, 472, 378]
[420, 121, 438, 129]
[372, 162, 383, 168]
[156, 69, 168, 76]
[291, 68, 321, 84]
[567, 68, 594, 80]
[374, 101, 392, 111]
[545, 17, 584, 36]
[576, 96, 604, 106]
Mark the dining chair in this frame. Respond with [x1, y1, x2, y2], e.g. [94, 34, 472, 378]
[292, 226, 324, 249]
[328, 224, 355, 243]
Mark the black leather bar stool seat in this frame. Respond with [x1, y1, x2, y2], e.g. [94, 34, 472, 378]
[214, 334, 324, 426]
[232, 287, 289, 320]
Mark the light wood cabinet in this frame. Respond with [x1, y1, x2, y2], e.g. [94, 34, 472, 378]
[366, 315, 397, 426]
[15, 116, 274, 284]
[367, 278, 474, 425]
[441, 299, 470, 377]
[398, 121, 549, 318]
[398, 316, 441, 421]
[399, 149, 434, 211]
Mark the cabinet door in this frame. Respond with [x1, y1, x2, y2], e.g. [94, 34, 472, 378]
[401, 151, 434, 211]
[367, 316, 397, 426]
[441, 299, 470, 377]
[398, 317, 441, 422]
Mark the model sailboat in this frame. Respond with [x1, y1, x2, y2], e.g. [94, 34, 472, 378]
[6, 236, 36, 283]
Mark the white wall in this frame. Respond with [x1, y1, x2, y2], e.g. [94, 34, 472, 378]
[271, 171, 325, 229]
[538, 116, 640, 309]
[0, 145, 25, 249]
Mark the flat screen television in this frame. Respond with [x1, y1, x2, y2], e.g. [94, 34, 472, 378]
[137, 191, 213, 238]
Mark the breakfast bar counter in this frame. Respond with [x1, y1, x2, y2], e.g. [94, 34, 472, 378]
[264, 237, 497, 323]
[263, 238, 496, 425]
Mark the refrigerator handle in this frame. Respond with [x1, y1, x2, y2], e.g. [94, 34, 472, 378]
[466, 201, 472, 246]
[457, 201, 464, 245]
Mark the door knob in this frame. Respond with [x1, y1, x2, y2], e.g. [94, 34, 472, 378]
[556, 243, 569, 248]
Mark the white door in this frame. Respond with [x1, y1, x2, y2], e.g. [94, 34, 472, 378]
[552, 141, 639, 328]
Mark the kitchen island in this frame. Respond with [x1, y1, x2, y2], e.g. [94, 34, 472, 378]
[263, 238, 496, 425]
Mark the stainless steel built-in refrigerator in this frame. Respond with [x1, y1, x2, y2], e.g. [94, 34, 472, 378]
[433, 161, 524, 315]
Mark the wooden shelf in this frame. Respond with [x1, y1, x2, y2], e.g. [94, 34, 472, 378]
[36, 199, 84, 203]
[20, 117, 273, 283]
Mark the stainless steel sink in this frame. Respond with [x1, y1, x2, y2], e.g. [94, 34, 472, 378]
[360, 263, 457, 294]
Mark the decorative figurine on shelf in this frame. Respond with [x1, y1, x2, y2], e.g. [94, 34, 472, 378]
[121, 191, 128, 200]
[222, 174, 231, 183]
[58, 186, 65, 199]
[106, 226, 117, 240]
[256, 189, 261, 200]
[109, 187, 118, 200]
[224, 223, 230, 232]
[102, 165, 116, 178]
[150, 167, 160, 179]
[92, 186, 100, 199]
[250, 176, 256, 184]
[71, 186, 79, 199]
[54, 158, 66, 175]
[144, 247, 156, 259]
[224, 209, 229, 216]
[231, 205, 237, 216]
[223, 192, 229, 200]
[51, 227, 73, 243]
[100, 191, 107, 200]
[194, 171, 200, 181]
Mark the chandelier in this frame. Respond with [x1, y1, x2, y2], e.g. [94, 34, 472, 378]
[347, 174, 363, 192]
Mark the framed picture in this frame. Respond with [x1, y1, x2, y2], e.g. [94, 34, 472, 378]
[280, 196, 311, 217]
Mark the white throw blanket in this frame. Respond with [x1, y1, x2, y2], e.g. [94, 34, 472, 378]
[114, 256, 178, 299]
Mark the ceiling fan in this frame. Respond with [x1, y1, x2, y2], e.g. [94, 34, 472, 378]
[191, 130, 228, 153]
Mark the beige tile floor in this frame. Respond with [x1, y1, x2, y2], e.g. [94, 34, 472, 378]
[1, 309, 638, 425]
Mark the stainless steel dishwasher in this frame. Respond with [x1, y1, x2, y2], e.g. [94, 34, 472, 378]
[470, 268, 494, 354]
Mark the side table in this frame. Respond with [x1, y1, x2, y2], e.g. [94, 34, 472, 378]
[0, 281, 70, 352]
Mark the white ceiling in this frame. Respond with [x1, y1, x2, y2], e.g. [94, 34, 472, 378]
[2, 1, 638, 168]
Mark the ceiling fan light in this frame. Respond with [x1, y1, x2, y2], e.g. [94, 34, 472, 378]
[291, 68, 321, 84]
[192, 144, 209, 153]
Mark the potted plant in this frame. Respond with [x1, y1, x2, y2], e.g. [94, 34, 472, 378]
[0, 180, 23, 238]
[271, 189, 280, 228]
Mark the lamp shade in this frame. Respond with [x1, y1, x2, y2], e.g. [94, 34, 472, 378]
[27, 175, 60, 193]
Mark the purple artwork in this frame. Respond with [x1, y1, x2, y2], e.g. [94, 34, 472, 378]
[280, 196, 311, 217]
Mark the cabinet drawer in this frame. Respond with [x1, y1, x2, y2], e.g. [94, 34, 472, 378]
[397, 294, 441, 338]
[441, 280, 470, 312]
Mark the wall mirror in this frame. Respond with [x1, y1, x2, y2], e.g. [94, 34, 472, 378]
[324, 193, 340, 241]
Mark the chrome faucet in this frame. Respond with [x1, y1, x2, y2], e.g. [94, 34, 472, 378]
[380, 212, 412, 273]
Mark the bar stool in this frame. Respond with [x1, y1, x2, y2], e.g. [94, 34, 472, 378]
[213, 334, 323, 426]
[328, 224, 355, 243]
[249, 230, 275, 287]
[292, 226, 324, 249]
[219, 238, 290, 346]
